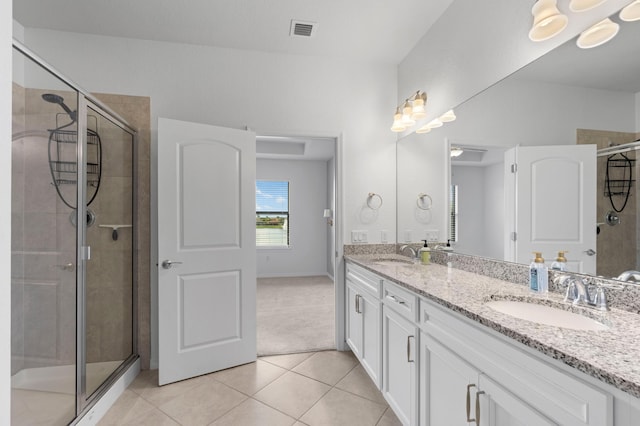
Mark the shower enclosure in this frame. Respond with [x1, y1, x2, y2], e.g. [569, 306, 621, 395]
[12, 42, 138, 425]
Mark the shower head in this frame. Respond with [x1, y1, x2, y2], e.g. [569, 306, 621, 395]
[42, 93, 77, 121]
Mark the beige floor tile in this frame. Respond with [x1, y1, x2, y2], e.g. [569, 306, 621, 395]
[376, 407, 403, 426]
[292, 350, 358, 386]
[260, 352, 314, 370]
[98, 389, 158, 425]
[253, 371, 331, 418]
[300, 388, 387, 426]
[12, 388, 75, 426]
[127, 369, 158, 395]
[211, 360, 287, 395]
[335, 365, 387, 405]
[136, 373, 211, 406]
[158, 380, 246, 425]
[210, 398, 296, 426]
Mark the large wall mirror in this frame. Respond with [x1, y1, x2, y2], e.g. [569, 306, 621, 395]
[397, 9, 640, 280]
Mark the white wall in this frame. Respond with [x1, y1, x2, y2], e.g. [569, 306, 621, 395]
[256, 159, 329, 278]
[397, 0, 631, 131]
[21, 28, 398, 246]
[2, 3, 13, 422]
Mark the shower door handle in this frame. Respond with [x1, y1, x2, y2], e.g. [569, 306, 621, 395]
[161, 260, 183, 269]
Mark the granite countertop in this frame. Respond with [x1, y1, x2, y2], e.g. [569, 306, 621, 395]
[346, 254, 640, 399]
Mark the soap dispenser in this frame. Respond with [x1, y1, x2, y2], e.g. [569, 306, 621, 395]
[442, 239, 454, 252]
[420, 240, 431, 264]
[551, 251, 568, 271]
[529, 252, 548, 294]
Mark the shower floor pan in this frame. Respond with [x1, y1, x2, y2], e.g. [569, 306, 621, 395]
[12, 360, 124, 394]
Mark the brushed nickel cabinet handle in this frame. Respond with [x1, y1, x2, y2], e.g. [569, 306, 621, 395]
[475, 390, 485, 426]
[466, 384, 476, 422]
[407, 335, 415, 362]
[355, 294, 362, 314]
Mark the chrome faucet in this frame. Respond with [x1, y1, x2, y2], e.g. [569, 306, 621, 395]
[400, 245, 418, 259]
[560, 275, 608, 311]
[616, 270, 640, 282]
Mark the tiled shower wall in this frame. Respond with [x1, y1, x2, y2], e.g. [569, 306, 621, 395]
[11, 84, 150, 373]
[577, 129, 637, 278]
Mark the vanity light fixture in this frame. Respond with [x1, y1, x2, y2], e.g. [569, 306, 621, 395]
[390, 90, 427, 132]
[570, 0, 607, 12]
[576, 18, 620, 48]
[528, 0, 568, 41]
[415, 125, 432, 134]
[439, 109, 457, 122]
[620, 0, 640, 21]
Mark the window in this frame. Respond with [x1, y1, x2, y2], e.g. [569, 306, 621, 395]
[256, 180, 290, 247]
[449, 184, 458, 242]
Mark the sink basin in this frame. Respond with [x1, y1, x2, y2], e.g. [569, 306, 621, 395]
[485, 300, 609, 331]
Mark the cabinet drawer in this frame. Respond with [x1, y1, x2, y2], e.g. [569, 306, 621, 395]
[383, 280, 417, 322]
[346, 262, 382, 297]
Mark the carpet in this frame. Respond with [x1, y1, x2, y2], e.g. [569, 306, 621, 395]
[257, 276, 335, 356]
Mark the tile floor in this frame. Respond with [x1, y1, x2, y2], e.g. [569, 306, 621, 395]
[98, 350, 402, 426]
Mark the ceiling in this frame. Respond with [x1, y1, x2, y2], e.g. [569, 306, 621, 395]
[13, 0, 453, 64]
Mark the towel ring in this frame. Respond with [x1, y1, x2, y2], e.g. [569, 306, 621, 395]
[367, 192, 383, 210]
[417, 193, 432, 210]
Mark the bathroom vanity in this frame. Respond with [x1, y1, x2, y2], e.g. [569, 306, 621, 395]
[345, 255, 640, 426]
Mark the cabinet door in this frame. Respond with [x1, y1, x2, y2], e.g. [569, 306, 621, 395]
[421, 332, 478, 426]
[479, 374, 555, 426]
[346, 281, 363, 358]
[360, 291, 381, 387]
[383, 306, 418, 426]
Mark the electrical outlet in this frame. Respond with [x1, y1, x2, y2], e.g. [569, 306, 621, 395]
[425, 229, 439, 242]
[404, 230, 412, 242]
[351, 230, 368, 243]
[381, 230, 388, 243]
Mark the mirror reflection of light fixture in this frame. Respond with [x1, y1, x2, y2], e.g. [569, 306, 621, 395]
[529, 0, 568, 41]
[576, 18, 620, 49]
[450, 147, 464, 157]
[570, 0, 607, 12]
[416, 125, 431, 134]
[426, 118, 443, 129]
[439, 109, 457, 122]
[323, 208, 333, 226]
[620, 0, 640, 21]
[390, 90, 426, 132]
[390, 107, 406, 132]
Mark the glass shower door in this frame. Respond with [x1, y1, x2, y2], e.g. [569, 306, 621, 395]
[83, 104, 135, 399]
[11, 48, 79, 425]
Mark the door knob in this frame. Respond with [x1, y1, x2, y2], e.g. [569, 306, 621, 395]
[161, 260, 183, 269]
[584, 249, 596, 256]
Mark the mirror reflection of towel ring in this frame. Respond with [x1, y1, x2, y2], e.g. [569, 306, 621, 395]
[417, 193, 432, 210]
[367, 192, 383, 210]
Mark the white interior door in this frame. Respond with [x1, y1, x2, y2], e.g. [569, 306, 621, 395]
[505, 145, 596, 274]
[158, 117, 256, 386]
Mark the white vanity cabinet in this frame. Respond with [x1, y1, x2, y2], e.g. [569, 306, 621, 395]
[382, 281, 419, 426]
[419, 298, 612, 426]
[420, 331, 554, 426]
[345, 263, 382, 387]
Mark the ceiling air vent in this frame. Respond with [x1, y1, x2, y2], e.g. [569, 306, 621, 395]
[290, 20, 317, 38]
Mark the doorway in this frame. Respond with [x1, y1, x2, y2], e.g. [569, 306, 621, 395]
[255, 135, 337, 355]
